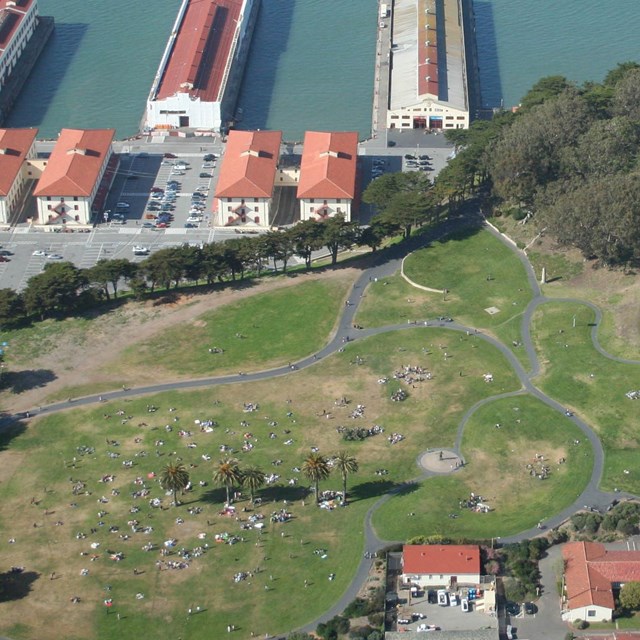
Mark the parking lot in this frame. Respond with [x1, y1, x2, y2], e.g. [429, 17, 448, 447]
[394, 590, 499, 634]
[101, 150, 219, 231]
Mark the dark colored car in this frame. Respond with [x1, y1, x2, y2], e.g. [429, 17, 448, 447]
[524, 602, 537, 615]
[199, 172, 212, 178]
[164, 152, 177, 159]
[427, 590, 437, 604]
[150, 187, 164, 193]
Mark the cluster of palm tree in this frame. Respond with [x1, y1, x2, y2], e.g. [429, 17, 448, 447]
[160, 451, 359, 509]
[213, 457, 266, 504]
[302, 451, 359, 505]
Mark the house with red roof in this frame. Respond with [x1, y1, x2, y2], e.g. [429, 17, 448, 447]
[33, 128, 117, 226]
[0, 0, 39, 97]
[562, 541, 640, 622]
[402, 544, 481, 588]
[145, 0, 258, 132]
[214, 129, 282, 227]
[0, 127, 36, 223]
[297, 131, 358, 223]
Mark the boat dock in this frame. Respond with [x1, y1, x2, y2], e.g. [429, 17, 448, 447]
[0, 14, 54, 127]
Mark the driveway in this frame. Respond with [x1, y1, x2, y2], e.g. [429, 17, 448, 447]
[507, 545, 569, 640]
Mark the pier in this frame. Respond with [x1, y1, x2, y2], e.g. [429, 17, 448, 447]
[0, 15, 54, 127]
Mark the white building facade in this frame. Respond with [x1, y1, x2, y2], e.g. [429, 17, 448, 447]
[0, 0, 39, 96]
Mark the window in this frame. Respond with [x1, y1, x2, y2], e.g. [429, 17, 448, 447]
[227, 206, 232, 212]
[310, 207, 314, 212]
[336, 199, 341, 203]
[254, 207, 258, 212]
[254, 198, 258, 202]
[309, 199, 315, 203]
[587, 610, 596, 617]
[73, 196, 78, 201]
[439, 575, 443, 579]
[74, 205, 79, 211]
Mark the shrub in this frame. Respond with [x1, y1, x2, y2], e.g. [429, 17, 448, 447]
[367, 612, 384, 627]
[349, 625, 374, 639]
[572, 619, 588, 630]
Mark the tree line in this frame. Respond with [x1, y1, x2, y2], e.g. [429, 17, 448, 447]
[160, 451, 359, 507]
[0, 217, 385, 330]
[435, 61, 640, 267]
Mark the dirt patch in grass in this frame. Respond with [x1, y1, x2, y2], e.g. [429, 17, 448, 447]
[0, 268, 359, 413]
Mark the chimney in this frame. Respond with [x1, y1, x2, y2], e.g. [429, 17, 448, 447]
[67, 146, 87, 156]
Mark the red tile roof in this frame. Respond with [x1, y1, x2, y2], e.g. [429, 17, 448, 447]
[0, 128, 37, 196]
[297, 131, 358, 200]
[0, 0, 35, 51]
[563, 542, 640, 612]
[156, 0, 243, 103]
[215, 130, 282, 198]
[417, 0, 439, 98]
[403, 545, 480, 576]
[34, 129, 115, 198]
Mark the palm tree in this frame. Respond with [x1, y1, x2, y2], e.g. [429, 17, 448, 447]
[213, 457, 242, 504]
[302, 453, 331, 504]
[333, 451, 359, 505]
[159, 463, 190, 506]
[241, 466, 266, 503]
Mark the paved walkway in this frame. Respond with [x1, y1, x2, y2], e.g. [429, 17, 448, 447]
[4, 211, 640, 634]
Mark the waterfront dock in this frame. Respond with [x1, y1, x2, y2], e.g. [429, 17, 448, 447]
[0, 15, 54, 127]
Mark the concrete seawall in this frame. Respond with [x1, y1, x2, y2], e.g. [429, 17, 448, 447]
[0, 16, 55, 127]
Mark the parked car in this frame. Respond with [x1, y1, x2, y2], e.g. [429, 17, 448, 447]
[32, 249, 46, 256]
[203, 153, 217, 161]
[116, 202, 130, 208]
[46, 253, 63, 260]
[199, 172, 212, 178]
[142, 222, 156, 229]
[187, 216, 202, 223]
[132, 246, 150, 255]
[164, 152, 177, 159]
[523, 602, 537, 615]
[150, 187, 164, 193]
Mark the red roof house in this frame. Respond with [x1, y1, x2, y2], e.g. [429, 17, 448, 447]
[0, 128, 37, 196]
[402, 544, 481, 587]
[34, 129, 116, 225]
[214, 129, 282, 227]
[562, 541, 640, 622]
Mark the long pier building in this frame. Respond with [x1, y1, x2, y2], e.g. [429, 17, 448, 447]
[145, 0, 258, 133]
[386, 0, 471, 130]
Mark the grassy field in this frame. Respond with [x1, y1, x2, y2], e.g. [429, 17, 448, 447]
[109, 278, 351, 380]
[0, 329, 522, 640]
[355, 229, 533, 367]
[371, 395, 593, 541]
[531, 302, 640, 492]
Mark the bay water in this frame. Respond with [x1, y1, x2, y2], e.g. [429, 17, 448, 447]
[6, 0, 640, 139]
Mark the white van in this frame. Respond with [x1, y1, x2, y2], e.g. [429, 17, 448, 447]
[437, 589, 448, 606]
[461, 598, 469, 612]
[449, 593, 459, 606]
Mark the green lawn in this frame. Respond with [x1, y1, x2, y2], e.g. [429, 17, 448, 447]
[356, 229, 533, 367]
[108, 278, 352, 379]
[371, 395, 593, 541]
[531, 302, 640, 492]
[0, 328, 522, 640]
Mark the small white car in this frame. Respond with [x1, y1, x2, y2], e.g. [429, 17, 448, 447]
[116, 202, 130, 209]
[186, 216, 202, 223]
[132, 246, 150, 256]
[32, 249, 46, 256]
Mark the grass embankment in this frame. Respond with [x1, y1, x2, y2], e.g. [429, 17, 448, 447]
[111, 278, 351, 380]
[531, 302, 640, 492]
[372, 395, 593, 541]
[356, 228, 534, 368]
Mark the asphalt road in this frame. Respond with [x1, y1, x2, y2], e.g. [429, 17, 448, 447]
[2, 211, 639, 635]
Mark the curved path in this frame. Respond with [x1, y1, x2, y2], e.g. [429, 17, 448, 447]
[4, 213, 640, 634]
